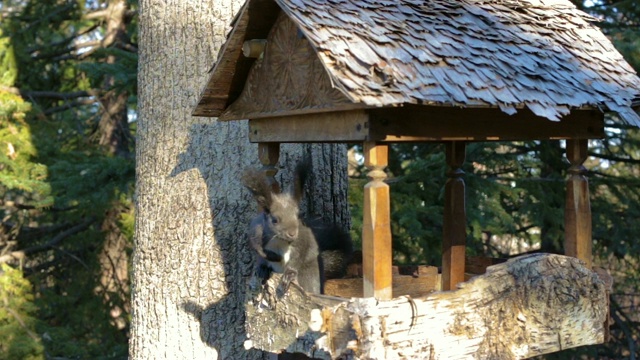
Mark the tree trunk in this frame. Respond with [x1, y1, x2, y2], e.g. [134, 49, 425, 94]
[97, 0, 131, 157]
[538, 140, 565, 253]
[132, 1, 349, 359]
[95, 0, 132, 333]
[97, 205, 131, 331]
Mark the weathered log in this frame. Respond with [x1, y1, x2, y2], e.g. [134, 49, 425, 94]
[244, 253, 610, 359]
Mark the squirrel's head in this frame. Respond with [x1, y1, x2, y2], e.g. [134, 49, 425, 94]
[243, 169, 301, 242]
[264, 193, 300, 242]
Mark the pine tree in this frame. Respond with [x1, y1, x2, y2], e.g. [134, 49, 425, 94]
[1, 1, 137, 357]
[0, 264, 44, 360]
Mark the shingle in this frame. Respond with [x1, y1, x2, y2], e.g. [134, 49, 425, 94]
[275, 0, 640, 125]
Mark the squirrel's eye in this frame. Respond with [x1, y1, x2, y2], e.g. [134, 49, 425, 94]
[271, 217, 279, 224]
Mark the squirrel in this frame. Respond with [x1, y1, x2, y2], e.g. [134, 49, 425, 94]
[242, 160, 353, 295]
[242, 166, 322, 295]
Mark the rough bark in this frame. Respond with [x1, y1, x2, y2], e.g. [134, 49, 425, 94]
[132, 1, 349, 359]
[291, 143, 351, 230]
[245, 253, 610, 360]
[97, 205, 130, 330]
[96, 0, 131, 157]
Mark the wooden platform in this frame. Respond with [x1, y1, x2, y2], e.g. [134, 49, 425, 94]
[324, 256, 506, 298]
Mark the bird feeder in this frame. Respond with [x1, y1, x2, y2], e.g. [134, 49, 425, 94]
[194, 0, 640, 358]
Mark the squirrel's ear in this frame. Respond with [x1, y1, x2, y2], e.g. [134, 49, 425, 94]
[242, 168, 274, 209]
[255, 194, 271, 211]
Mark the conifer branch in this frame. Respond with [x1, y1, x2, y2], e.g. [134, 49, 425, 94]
[3, 306, 41, 343]
[44, 98, 100, 114]
[0, 217, 96, 264]
[611, 299, 638, 360]
[4, 201, 78, 212]
[25, 24, 101, 54]
[588, 151, 640, 165]
[0, 86, 98, 100]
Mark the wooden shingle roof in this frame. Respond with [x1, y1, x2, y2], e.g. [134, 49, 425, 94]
[195, 0, 640, 127]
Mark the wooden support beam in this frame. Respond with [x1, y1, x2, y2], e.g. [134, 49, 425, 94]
[248, 110, 369, 143]
[258, 142, 280, 193]
[244, 254, 610, 359]
[442, 141, 467, 291]
[244, 107, 604, 144]
[369, 106, 605, 142]
[362, 142, 392, 299]
[565, 139, 592, 268]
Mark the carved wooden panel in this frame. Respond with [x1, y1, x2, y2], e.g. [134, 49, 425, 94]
[220, 13, 360, 121]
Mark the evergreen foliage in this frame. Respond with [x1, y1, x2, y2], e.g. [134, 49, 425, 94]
[1, 0, 136, 358]
[0, 91, 51, 206]
[77, 47, 138, 94]
[0, 30, 17, 87]
[0, 264, 44, 360]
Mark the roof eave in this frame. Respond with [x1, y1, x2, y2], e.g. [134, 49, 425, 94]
[193, 0, 281, 117]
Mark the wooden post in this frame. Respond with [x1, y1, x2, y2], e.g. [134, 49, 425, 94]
[442, 141, 466, 291]
[362, 142, 392, 299]
[258, 142, 280, 193]
[565, 139, 592, 268]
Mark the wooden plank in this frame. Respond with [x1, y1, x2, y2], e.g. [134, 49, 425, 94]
[465, 256, 506, 275]
[565, 139, 592, 268]
[245, 254, 609, 359]
[442, 141, 467, 291]
[224, 103, 369, 121]
[249, 110, 369, 143]
[368, 105, 605, 142]
[242, 104, 603, 143]
[324, 274, 439, 299]
[338, 258, 506, 298]
[391, 273, 439, 298]
[397, 264, 439, 277]
[346, 263, 439, 278]
[362, 143, 392, 299]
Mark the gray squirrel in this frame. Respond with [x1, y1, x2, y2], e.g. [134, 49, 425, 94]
[242, 160, 353, 295]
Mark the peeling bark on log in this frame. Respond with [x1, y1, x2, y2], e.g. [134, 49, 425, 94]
[244, 253, 609, 359]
